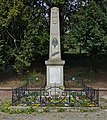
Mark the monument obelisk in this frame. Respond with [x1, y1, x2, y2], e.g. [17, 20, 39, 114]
[45, 7, 65, 91]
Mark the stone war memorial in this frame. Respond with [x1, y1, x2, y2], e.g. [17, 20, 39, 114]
[45, 7, 65, 94]
[12, 7, 99, 108]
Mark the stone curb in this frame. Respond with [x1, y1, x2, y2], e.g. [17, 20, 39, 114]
[0, 87, 107, 91]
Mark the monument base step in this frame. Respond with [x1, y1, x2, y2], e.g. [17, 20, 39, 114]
[45, 86, 65, 96]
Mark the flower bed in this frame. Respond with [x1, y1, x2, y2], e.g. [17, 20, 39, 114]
[13, 91, 98, 107]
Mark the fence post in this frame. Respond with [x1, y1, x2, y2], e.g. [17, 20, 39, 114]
[40, 88, 41, 105]
[69, 90, 70, 106]
[12, 87, 14, 106]
[97, 88, 99, 106]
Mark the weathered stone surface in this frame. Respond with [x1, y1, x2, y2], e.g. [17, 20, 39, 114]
[45, 7, 65, 92]
[49, 7, 61, 60]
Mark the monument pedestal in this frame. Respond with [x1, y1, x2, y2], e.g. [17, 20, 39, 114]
[45, 59, 65, 88]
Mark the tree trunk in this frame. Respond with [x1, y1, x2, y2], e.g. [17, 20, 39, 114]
[90, 46, 98, 72]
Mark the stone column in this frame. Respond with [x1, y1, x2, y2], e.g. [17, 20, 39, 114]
[49, 7, 61, 60]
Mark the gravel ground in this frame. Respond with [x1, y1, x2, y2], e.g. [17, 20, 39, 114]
[0, 110, 107, 120]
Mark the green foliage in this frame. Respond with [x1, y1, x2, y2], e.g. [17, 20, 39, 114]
[43, 107, 50, 112]
[1, 0, 107, 74]
[0, 0, 23, 27]
[0, 99, 96, 114]
[64, 0, 107, 71]
[21, 72, 43, 86]
[0, 59, 5, 72]
[100, 106, 107, 109]
[78, 107, 95, 112]
[12, 2, 49, 74]
[0, 38, 12, 71]
[0, 0, 26, 73]
[52, 0, 64, 5]
[75, 70, 96, 78]
[95, 0, 107, 16]
[0, 43, 5, 72]
[57, 107, 65, 112]
[0, 100, 12, 113]
[66, 0, 107, 53]
[13, 38, 35, 74]
[0, 99, 38, 114]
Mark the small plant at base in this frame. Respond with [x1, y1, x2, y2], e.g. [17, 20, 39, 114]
[57, 108, 65, 112]
[88, 108, 94, 112]
[80, 108, 88, 112]
[0, 100, 12, 113]
[43, 107, 50, 112]
[9, 107, 37, 114]
[100, 106, 107, 109]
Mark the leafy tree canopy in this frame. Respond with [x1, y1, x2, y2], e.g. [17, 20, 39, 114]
[65, 0, 107, 71]
[0, 0, 107, 74]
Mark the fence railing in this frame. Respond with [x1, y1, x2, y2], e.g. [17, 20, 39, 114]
[12, 81, 99, 107]
[83, 83, 99, 106]
[12, 84, 28, 105]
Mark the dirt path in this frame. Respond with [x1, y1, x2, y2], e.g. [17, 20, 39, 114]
[0, 91, 12, 101]
[0, 110, 107, 120]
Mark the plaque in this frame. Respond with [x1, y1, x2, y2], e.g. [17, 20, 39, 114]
[50, 68, 60, 83]
[52, 38, 58, 47]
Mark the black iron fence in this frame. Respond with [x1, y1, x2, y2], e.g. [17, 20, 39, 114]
[12, 81, 99, 107]
[12, 84, 28, 105]
[83, 83, 99, 106]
